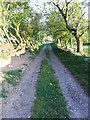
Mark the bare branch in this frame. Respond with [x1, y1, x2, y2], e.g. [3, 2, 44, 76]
[79, 28, 87, 37]
[69, 7, 76, 16]
[52, 2, 66, 19]
[52, 1, 76, 32]
[76, 12, 86, 29]
[10, 25, 17, 31]
[8, 31, 19, 44]
[65, 0, 68, 4]
[52, 1, 58, 7]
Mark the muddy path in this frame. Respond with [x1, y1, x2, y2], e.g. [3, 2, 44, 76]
[49, 45, 88, 118]
[2, 46, 46, 118]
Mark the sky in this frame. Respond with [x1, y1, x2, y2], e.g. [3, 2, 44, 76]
[30, 0, 88, 8]
[5, 0, 88, 18]
[30, 0, 47, 12]
[30, 0, 88, 11]
[30, 0, 88, 19]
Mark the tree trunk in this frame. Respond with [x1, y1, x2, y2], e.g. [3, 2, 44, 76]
[60, 38, 63, 47]
[3, 26, 12, 44]
[76, 36, 84, 54]
[16, 31, 22, 43]
[67, 42, 69, 49]
[65, 40, 67, 49]
[56, 38, 60, 44]
[70, 38, 73, 49]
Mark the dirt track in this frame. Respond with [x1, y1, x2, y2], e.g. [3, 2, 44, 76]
[2, 46, 46, 118]
[1, 45, 88, 119]
[49, 45, 88, 118]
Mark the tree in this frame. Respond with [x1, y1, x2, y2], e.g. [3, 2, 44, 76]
[49, 0, 87, 54]
[46, 8, 73, 49]
[0, 0, 45, 56]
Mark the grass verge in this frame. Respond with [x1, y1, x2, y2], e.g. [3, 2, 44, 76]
[29, 44, 45, 60]
[51, 43, 89, 92]
[0, 69, 22, 98]
[29, 55, 35, 60]
[34, 44, 44, 56]
[4, 69, 22, 87]
[32, 59, 69, 119]
[45, 45, 50, 59]
[0, 84, 8, 98]
[0, 80, 3, 84]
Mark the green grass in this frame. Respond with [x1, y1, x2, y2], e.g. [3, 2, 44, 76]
[0, 84, 8, 98]
[0, 80, 3, 84]
[83, 45, 89, 55]
[29, 55, 35, 60]
[29, 44, 44, 61]
[45, 45, 50, 59]
[33, 44, 44, 56]
[4, 69, 22, 87]
[32, 59, 69, 119]
[72, 44, 89, 55]
[51, 43, 89, 91]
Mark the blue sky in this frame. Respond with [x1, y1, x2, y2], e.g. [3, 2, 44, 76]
[30, 0, 88, 10]
[30, 0, 47, 11]
[30, 0, 88, 18]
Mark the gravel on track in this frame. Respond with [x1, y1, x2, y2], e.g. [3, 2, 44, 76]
[2, 46, 46, 118]
[1, 45, 89, 119]
[49, 45, 88, 119]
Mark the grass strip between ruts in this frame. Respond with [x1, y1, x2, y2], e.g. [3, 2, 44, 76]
[32, 59, 69, 119]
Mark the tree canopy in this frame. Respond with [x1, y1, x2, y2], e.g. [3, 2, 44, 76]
[46, 0, 88, 54]
[0, 0, 88, 57]
[0, 0, 45, 56]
